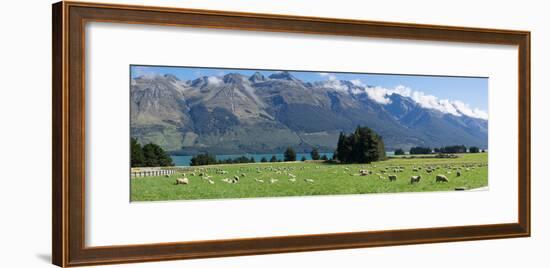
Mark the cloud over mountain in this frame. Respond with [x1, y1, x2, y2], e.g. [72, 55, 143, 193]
[131, 71, 488, 153]
[349, 78, 487, 120]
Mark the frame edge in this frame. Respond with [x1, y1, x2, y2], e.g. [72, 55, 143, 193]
[55, 1, 532, 266]
[52, 1, 67, 267]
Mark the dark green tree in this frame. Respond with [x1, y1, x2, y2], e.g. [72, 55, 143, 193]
[190, 153, 217, 166]
[334, 126, 385, 164]
[270, 155, 278, 162]
[141, 143, 174, 167]
[320, 155, 328, 161]
[410, 147, 432, 155]
[260, 157, 268, 163]
[284, 147, 296, 162]
[394, 148, 405, 155]
[130, 138, 145, 167]
[301, 156, 307, 161]
[469, 146, 480, 153]
[310, 148, 320, 160]
[436, 145, 467, 153]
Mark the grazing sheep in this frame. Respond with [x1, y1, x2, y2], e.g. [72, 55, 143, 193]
[456, 171, 461, 177]
[378, 175, 385, 180]
[254, 178, 264, 183]
[270, 178, 278, 184]
[426, 169, 433, 174]
[175, 178, 189, 185]
[222, 177, 239, 184]
[388, 175, 397, 182]
[207, 179, 215, 184]
[412, 168, 419, 172]
[436, 174, 449, 182]
[288, 173, 296, 178]
[233, 175, 240, 182]
[304, 178, 315, 183]
[359, 169, 369, 176]
[410, 175, 421, 184]
[289, 178, 296, 182]
[165, 174, 170, 178]
[241, 173, 246, 177]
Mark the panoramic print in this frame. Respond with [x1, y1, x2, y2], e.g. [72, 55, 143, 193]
[129, 65, 488, 201]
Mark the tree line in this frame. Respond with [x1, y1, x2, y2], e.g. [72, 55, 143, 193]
[190, 125, 386, 166]
[131, 138, 174, 167]
[190, 147, 331, 166]
[394, 145, 484, 155]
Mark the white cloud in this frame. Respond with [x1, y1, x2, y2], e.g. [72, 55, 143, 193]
[318, 73, 349, 91]
[350, 79, 364, 87]
[360, 83, 487, 120]
[365, 86, 392, 104]
[392, 85, 412, 97]
[319, 72, 337, 81]
[132, 66, 159, 79]
[363, 85, 412, 105]
[452, 100, 489, 120]
[326, 80, 348, 91]
[207, 76, 222, 86]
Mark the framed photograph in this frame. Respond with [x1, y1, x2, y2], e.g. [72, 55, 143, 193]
[52, 1, 530, 267]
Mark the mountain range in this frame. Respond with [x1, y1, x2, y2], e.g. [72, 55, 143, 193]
[130, 71, 488, 154]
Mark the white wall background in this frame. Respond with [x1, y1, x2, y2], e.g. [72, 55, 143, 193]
[0, 0, 547, 267]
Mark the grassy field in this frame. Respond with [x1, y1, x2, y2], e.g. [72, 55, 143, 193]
[130, 153, 488, 201]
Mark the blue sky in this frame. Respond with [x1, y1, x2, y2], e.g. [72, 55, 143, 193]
[131, 65, 488, 113]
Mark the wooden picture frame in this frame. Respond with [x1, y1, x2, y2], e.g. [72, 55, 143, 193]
[52, 1, 530, 267]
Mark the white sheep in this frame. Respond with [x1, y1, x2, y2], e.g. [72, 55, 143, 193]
[436, 174, 449, 182]
[175, 178, 189, 185]
[410, 175, 421, 184]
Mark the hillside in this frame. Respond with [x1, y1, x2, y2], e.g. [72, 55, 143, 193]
[130, 71, 488, 154]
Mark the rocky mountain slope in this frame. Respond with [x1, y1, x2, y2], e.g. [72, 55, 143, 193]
[130, 71, 488, 154]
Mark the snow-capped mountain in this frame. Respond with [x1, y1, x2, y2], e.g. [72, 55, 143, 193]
[130, 72, 488, 154]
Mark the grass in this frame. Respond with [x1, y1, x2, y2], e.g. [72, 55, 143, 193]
[130, 153, 488, 201]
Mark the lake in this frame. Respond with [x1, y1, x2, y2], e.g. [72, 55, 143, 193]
[171, 152, 334, 166]
[171, 151, 395, 166]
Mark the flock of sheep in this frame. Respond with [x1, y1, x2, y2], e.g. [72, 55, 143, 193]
[172, 165, 314, 185]
[169, 161, 487, 188]
[365, 162, 486, 184]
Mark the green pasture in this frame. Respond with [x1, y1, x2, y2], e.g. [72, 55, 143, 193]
[131, 153, 488, 201]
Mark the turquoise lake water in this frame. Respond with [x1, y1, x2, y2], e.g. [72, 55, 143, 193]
[171, 151, 394, 166]
[171, 152, 334, 166]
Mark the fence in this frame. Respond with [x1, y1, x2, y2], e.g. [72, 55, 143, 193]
[131, 169, 176, 178]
